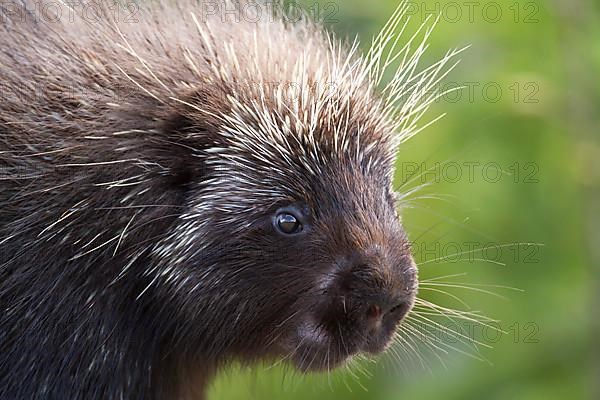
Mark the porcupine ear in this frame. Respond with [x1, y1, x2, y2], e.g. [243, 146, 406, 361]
[156, 83, 234, 191]
[155, 110, 213, 191]
[156, 114, 193, 189]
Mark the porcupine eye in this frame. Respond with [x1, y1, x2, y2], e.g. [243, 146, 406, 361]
[275, 213, 302, 234]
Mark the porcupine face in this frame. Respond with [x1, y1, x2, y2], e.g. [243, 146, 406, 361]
[163, 105, 418, 371]
[267, 163, 418, 372]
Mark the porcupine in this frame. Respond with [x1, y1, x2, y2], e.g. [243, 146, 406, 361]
[0, 0, 460, 398]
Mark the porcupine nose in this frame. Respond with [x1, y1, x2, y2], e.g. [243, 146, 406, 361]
[328, 250, 415, 337]
[358, 292, 412, 354]
[364, 297, 410, 328]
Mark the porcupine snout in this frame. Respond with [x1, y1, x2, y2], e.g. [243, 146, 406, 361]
[314, 245, 417, 355]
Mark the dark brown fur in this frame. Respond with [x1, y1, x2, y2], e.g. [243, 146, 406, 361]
[0, 1, 418, 399]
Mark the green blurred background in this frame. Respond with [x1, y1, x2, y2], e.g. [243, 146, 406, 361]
[208, 1, 598, 399]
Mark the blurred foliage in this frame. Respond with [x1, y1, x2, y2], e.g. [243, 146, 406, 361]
[208, 0, 598, 399]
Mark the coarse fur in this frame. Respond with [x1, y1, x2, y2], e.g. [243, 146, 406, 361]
[0, 0, 460, 399]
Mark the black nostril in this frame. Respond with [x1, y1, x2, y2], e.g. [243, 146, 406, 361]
[389, 302, 405, 314]
[387, 301, 410, 320]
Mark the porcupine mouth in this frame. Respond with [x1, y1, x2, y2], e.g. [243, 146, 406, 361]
[285, 307, 409, 373]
